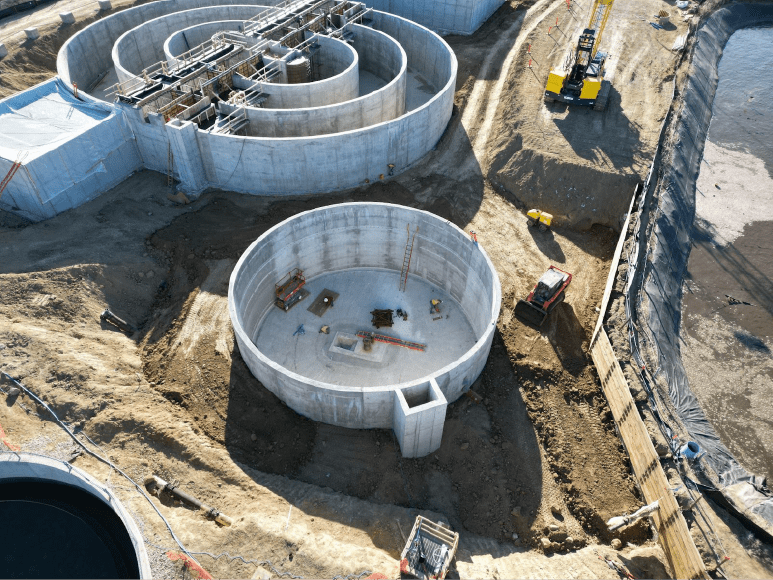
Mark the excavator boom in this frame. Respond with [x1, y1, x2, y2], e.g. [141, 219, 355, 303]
[586, 0, 614, 61]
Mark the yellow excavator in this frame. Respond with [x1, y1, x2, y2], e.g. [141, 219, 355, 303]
[544, 0, 614, 110]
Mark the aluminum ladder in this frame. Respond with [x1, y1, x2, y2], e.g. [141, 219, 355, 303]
[399, 225, 418, 292]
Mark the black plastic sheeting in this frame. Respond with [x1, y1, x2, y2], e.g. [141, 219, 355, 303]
[0, 0, 56, 22]
[625, 3, 773, 528]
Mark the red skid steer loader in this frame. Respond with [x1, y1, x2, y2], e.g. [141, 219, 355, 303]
[514, 266, 572, 327]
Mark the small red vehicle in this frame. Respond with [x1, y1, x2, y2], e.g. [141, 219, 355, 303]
[514, 265, 572, 327]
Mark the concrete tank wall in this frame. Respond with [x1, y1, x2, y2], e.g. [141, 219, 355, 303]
[165, 20, 238, 63]
[364, 0, 504, 35]
[233, 35, 359, 109]
[56, 0, 282, 94]
[194, 11, 455, 194]
[228, 203, 501, 430]
[112, 5, 265, 83]
[222, 25, 405, 137]
[51, 4, 456, 205]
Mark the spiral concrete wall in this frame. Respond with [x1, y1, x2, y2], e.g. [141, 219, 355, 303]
[228, 203, 501, 452]
[53, 0, 457, 199]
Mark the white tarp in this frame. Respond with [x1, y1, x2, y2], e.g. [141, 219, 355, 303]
[0, 78, 142, 221]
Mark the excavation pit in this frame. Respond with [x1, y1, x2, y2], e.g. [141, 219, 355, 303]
[229, 203, 501, 457]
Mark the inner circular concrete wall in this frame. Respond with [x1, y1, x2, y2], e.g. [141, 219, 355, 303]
[164, 20, 246, 65]
[0, 453, 151, 578]
[229, 34, 361, 110]
[229, 203, 501, 429]
[220, 24, 404, 136]
[112, 5, 271, 83]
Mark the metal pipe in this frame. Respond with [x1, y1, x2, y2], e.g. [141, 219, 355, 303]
[146, 475, 233, 526]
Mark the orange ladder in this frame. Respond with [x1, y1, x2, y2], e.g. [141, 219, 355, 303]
[0, 151, 28, 200]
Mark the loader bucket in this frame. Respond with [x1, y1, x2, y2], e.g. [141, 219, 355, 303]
[514, 299, 548, 327]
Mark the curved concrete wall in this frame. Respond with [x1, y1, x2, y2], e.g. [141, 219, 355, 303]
[0, 453, 152, 578]
[56, 4, 456, 200]
[165, 30, 360, 108]
[165, 20, 243, 64]
[223, 25, 405, 137]
[365, 0, 504, 35]
[229, 203, 501, 429]
[233, 35, 359, 109]
[57, 0, 282, 92]
[113, 5, 265, 83]
[193, 10, 455, 193]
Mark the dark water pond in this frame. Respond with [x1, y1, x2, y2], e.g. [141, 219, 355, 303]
[684, 26, 773, 480]
[0, 480, 140, 579]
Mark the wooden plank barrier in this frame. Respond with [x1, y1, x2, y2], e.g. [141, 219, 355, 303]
[591, 331, 708, 579]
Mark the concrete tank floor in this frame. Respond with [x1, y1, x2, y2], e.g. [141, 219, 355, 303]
[253, 268, 478, 387]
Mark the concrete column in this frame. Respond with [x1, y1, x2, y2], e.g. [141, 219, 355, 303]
[166, 119, 208, 196]
[393, 378, 447, 458]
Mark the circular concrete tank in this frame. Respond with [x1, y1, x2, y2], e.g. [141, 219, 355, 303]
[56, 1, 457, 197]
[229, 203, 501, 455]
[0, 453, 151, 578]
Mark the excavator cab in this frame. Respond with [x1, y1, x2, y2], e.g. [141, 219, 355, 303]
[544, 0, 614, 110]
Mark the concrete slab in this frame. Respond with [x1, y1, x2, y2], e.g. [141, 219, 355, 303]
[307, 289, 339, 317]
[253, 268, 477, 387]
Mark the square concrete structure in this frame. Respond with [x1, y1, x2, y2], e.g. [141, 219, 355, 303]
[393, 379, 447, 457]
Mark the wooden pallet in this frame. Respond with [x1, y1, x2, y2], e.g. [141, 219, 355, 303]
[591, 331, 708, 579]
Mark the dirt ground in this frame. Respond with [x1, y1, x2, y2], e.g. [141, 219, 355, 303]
[1, 0, 766, 577]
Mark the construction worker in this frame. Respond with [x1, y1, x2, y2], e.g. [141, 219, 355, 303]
[430, 299, 442, 314]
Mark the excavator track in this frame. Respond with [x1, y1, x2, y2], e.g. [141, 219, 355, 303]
[593, 79, 611, 111]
